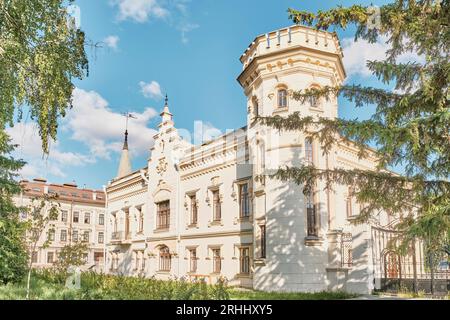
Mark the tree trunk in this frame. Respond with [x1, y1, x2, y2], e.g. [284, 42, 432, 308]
[429, 253, 435, 295]
[25, 262, 32, 300]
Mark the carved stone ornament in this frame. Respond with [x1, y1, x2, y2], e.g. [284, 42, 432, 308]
[156, 157, 168, 175]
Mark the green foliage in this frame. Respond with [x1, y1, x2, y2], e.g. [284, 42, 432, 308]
[259, 0, 449, 260]
[53, 242, 89, 276]
[0, 0, 89, 285]
[0, 0, 89, 152]
[0, 270, 231, 300]
[0, 132, 27, 284]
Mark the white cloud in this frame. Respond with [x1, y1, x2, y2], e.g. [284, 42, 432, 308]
[114, 0, 169, 23]
[342, 36, 424, 78]
[111, 0, 198, 44]
[139, 80, 163, 100]
[179, 22, 199, 44]
[103, 35, 120, 50]
[66, 88, 158, 159]
[7, 122, 95, 179]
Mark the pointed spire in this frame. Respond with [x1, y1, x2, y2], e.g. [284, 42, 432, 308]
[159, 94, 174, 130]
[123, 130, 129, 150]
[117, 129, 132, 178]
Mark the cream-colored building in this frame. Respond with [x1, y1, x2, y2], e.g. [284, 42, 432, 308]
[14, 178, 106, 272]
[105, 25, 412, 294]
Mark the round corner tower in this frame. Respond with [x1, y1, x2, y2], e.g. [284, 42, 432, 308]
[237, 25, 347, 292]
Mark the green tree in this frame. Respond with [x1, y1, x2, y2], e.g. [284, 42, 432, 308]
[0, 137, 27, 284]
[0, 0, 88, 284]
[54, 242, 89, 275]
[23, 195, 59, 299]
[259, 0, 449, 264]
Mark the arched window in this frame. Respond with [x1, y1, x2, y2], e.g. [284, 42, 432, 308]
[277, 89, 288, 108]
[159, 246, 171, 271]
[305, 138, 313, 165]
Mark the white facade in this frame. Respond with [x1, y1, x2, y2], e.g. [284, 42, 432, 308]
[105, 25, 394, 294]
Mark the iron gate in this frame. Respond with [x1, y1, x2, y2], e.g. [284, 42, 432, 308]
[371, 225, 449, 294]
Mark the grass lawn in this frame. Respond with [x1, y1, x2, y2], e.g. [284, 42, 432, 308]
[229, 289, 358, 300]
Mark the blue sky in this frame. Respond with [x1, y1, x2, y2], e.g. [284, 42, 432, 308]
[10, 0, 406, 190]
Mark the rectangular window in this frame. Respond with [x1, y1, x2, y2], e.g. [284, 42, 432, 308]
[239, 183, 250, 218]
[212, 249, 221, 274]
[156, 201, 170, 229]
[277, 89, 288, 108]
[61, 210, 68, 222]
[305, 138, 314, 165]
[260, 225, 266, 258]
[306, 191, 318, 237]
[137, 207, 144, 233]
[98, 232, 104, 244]
[190, 194, 198, 225]
[212, 190, 221, 221]
[82, 231, 89, 242]
[32, 251, 38, 263]
[47, 252, 54, 264]
[60, 230, 67, 242]
[98, 213, 104, 225]
[73, 211, 79, 223]
[48, 229, 55, 241]
[189, 249, 197, 273]
[72, 230, 78, 242]
[239, 247, 250, 274]
[84, 212, 90, 224]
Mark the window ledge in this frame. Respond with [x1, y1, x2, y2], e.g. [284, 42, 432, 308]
[309, 107, 324, 113]
[254, 258, 266, 266]
[236, 273, 252, 279]
[208, 220, 223, 227]
[153, 228, 170, 233]
[272, 107, 289, 115]
[304, 236, 324, 246]
[156, 270, 171, 274]
[187, 223, 199, 229]
[326, 267, 352, 272]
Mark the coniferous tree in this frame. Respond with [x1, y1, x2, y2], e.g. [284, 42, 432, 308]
[259, 0, 449, 258]
[0, 0, 88, 283]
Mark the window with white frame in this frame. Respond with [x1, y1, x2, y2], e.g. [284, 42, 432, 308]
[277, 89, 288, 108]
[84, 212, 90, 224]
[98, 213, 104, 225]
[60, 229, 67, 242]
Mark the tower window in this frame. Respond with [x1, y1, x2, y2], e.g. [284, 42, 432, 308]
[305, 138, 314, 165]
[306, 191, 318, 237]
[277, 89, 288, 108]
